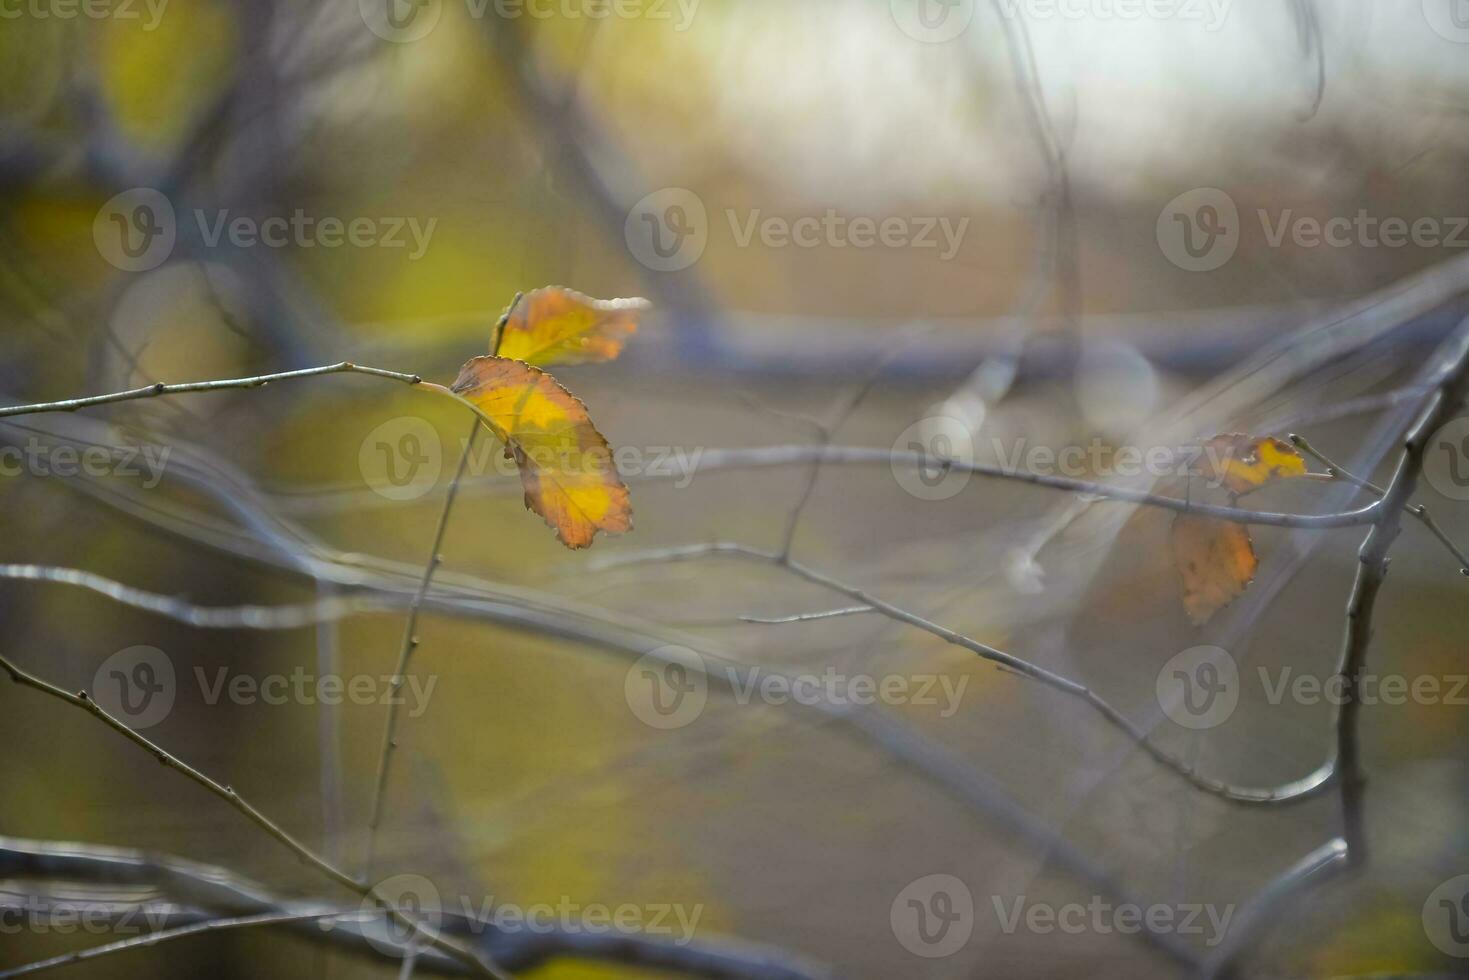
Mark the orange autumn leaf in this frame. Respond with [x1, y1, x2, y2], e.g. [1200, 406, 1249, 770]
[1170, 513, 1258, 625]
[494, 286, 648, 366]
[450, 355, 632, 549]
[1192, 433, 1308, 496]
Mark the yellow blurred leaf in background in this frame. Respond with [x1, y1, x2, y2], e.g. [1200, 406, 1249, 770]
[1171, 513, 1258, 625]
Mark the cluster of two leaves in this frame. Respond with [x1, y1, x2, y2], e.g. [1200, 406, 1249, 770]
[1172, 434, 1311, 624]
[448, 287, 646, 549]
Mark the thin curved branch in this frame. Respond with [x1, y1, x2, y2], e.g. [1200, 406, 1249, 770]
[1290, 434, 1469, 575]
[709, 446, 1381, 528]
[0, 908, 355, 979]
[0, 654, 508, 980]
[588, 542, 1336, 807]
[0, 362, 425, 418]
[0, 564, 393, 629]
[0, 836, 827, 979]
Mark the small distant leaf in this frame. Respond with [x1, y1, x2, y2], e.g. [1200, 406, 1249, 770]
[1170, 513, 1258, 625]
[1193, 433, 1309, 496]
[494, 286, 648, 366]
[451, 356, 632, 549]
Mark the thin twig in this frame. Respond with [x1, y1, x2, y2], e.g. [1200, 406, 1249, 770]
[365, 423, 480, 875]
[368, 295, 518, 876]
[589, 542, 1334, 806]
[1333, 321, 1469, 862]
[739, 606, 875, 624]
[0, 835, 828, 979]
[0, 362, 425, 418]
[0, 653, 509, 979]
[0, 908, 358, 979]
[0, 564, 393, 628]
[1290, 433, 1469, 575]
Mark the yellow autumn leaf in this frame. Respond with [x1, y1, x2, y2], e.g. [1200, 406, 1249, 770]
[494, 286, 648, 365]
[1171, 513, 1258, 625]
[1193, 433, 1309, 496]
[450, 355, 632, 549]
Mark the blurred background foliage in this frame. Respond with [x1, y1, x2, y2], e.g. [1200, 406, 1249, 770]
[3, 1, 1469, 978]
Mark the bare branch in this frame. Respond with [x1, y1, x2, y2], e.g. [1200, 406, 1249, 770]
[0, 362, 425, 419]
[1290, 433, 1469, 575]
[739, 606, 875, 625]
[0, 654, 509, 979]
[587, 542, 1335, 806]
